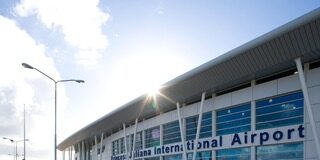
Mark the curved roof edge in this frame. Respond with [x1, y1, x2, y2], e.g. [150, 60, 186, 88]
[58, 7, 320, 151]
[165, 7, 320, 87]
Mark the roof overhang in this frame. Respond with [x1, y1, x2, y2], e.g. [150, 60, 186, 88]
[58, 7, 320, 151]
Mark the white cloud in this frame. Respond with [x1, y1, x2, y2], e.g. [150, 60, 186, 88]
[0, 15, 67, 160]
[15, 0, 110, 68]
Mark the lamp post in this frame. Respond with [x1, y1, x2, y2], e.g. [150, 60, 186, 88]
[3, 137, 15, 160]
[23, 104, 26, 160]
[3, 137, 29, 160]
[22, 63, 84, 160]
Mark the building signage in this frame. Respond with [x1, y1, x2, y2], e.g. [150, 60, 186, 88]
[111, 124, 305, 160]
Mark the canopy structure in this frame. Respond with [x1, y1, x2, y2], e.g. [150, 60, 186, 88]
[58, 8, 320, 151]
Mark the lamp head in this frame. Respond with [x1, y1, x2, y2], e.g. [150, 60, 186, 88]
[22, 63, 34, 69]
[75, 80, 85, 83]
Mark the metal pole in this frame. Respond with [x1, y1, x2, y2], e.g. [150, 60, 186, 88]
[15, 142, 17, 160]
[192, 92, 206, 160]
[13, 143, 15, 160]
[22, 63, 84, 160]
[176, 102, 187, 160]
[295, 58, 320, 159]
[54, 82, 57, 160]
[24, 104, 26, 160]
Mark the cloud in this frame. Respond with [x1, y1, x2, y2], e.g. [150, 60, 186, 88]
[15, 0, 110, 68]
[0, 15, 68, 160]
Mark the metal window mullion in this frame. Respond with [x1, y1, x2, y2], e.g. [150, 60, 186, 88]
[295, 58, 320, 159]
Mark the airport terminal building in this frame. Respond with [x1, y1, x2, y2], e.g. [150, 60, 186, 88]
[58, 8, 320, 160]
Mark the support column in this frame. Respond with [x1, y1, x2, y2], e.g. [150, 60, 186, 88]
[295, 58, 320, 159]
[212, 94, 216, 160]
[192, 92, 206, 160]
[82, 141, 85, 160]
[250, 80, 256, 160]
[86, 142, 89, 160]
[63, 150, 65, 160]
[100, 133, 104, 160]
[69, 147, 71, 160]
[131, 119, 138, 160]
[177, 102, 187, 160]
[95, 136, 98, 160]
[78, 143, 81, 160]
[71, 146, 73, 160]
[123, 123, 128, 160]
[160, 124, 163, 160]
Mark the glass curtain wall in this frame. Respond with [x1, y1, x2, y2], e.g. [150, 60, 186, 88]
[216, 147, 250, 160]
[257, 143, 303, 160]
[163, 120, 181, 145]
[216, 103, 251, 136]
[145, 126, 160, 148]
[256, 91, 304, 130]
[187, 151, 212, 160]
[186, 112, 212, 140]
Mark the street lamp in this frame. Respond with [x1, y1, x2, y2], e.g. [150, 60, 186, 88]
[22, 63, 84, 160]
[3, 137, 29, 160]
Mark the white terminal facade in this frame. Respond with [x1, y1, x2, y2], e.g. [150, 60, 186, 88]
[58, 8, 320, 160]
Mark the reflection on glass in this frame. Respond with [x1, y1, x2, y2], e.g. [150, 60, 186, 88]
[216, 147, 250, 160]
[257, 143, 303, 160]
[256, 91, 303, 130]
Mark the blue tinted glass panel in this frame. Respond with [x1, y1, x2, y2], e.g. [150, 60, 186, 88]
[257, 143, 303, 160]
[145, 126, 160, 148]
[186, 112, 212, 140]
[256, 92, 303, 108]
[256, 91, 304, 130]
[163, 154, 182, 160]
[112, 140, 119, 155]
[135, 132, 143, 150]
[217, 104, 250, 116]
[187, 151, 212, 160]
[145, 157, 160, 160]
[163, 121, 181, 145]
[216, 147, 250, 160]
[216, 103, 251, 136]
[120, 138, 125, 153]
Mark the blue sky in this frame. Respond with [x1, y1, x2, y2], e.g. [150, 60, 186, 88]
[0, 0, 319, 160]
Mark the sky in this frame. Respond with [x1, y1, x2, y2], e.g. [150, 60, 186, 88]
[0, 0, 319, 160]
